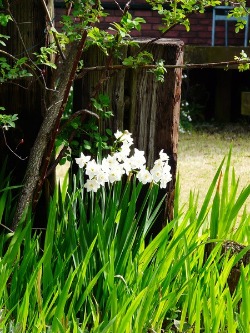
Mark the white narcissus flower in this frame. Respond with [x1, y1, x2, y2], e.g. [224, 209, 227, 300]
[114, 129, 133, 147]
[114, 130, 123, 140]
[136, 168, 153, 184]
[121, 159, 132, 175]
[102, 154, 118, 171]
[85, 160, 101, 179]
[129, 148, 146, 170]
[77, 130, 172, 192]
[121, 130, 133, 146]
[150, 164, 163, 183]
[159, 149, 169, 162]
[84, 179, 100, 192]
[160, 172, 172, 188]
[108, 165, 124, 183]
[114, 142, 131, 162]
[153, 159, 163, 168]
[75, 153, 91, 168]
[162, 163, 171, 175]
[96, 170, 109, 186]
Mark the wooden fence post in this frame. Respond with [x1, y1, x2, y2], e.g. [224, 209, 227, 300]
[74, 38, 184, 231]
[128, 38, 184, 226]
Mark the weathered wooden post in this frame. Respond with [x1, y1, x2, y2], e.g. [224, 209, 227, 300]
[74, 38, 184, 232]
[127, 39, 183, 226]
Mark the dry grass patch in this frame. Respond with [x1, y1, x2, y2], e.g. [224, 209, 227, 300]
[177, 123, 250, 214]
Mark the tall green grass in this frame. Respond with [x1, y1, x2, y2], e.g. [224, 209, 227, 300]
[0, 151, 249, 332]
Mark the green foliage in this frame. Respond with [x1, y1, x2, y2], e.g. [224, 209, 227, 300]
[0, 151, 249, 331]
[0, 33, 10, 47]
[0, 111, 18, 129]
[234, 50, 250, 71]
[91, 93, 113, 118]
[61, 1, 106, 42]
[56, 93, 113, 163]
[110, 12, 146, 37]
[0, 57, 32, 82]
[86, 27, 117, 55]
[0, 13, 12, 27]
[33, 46, 57, 69]
[122, 51, 154, 68]
[49, 27, 70, 50]
[146, 0, 222, 32]
[0, 13, 11, 50]
[148, 59, 167, 82]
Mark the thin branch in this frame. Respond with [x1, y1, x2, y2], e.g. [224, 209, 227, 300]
[76, 58, 250, 79]
[0, 49, 56, 93]
[5, 0, 31, 60]
[66, 2, 73, 16]
[59, 109, 99, 133]
[41, 0, 66, 61]
[1, 127, 28, 161]
[0, 223, 14, 233]
[114, 0, 124, 13]
[114, 0, 131, 14]
[5, 1, 42, 70]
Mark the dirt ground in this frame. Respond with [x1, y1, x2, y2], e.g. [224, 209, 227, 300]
[177, 123, 250, 213]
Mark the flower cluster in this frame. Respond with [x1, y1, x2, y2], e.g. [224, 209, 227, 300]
[75, 130, 172, 192]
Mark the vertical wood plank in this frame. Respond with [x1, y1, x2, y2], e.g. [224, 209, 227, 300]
[75, 38, 183, 230]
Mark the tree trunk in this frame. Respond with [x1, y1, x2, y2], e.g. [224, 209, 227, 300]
[11, 39, 84, 230]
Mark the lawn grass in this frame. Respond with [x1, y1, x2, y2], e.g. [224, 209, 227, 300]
[178, 123, 250, 214]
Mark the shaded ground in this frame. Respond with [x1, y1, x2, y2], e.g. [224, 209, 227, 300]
[177, 123, 250, 213]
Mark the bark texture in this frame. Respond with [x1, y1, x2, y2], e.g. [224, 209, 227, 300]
[11, 40, 83, 229]
[75, 38, 184, 231]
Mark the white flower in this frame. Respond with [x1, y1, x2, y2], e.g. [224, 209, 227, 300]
[150, 164, 163, 183]
[113, 143, 131, 162]
[136, 168, 153, 184]
[96, 170, 109, 186]
[159, 172, 172, 188]
[129, 148, 146, 170]
[122, 130, 133, 146]
[159, 149, 169, 162]
[121, 159, 132, 175]
[153, 159, 163, 168]
[108, 165, 124, 183]
[84, 179, 100, 192]
[114, 130, 123, 140]
[75, 153, 91, 168]
[102, 154, 118, 170]
[162, 163, 171, 175]
[76, 130, 172, 191]
[85, 160, 101, 179]
[114, 129, 133, 147]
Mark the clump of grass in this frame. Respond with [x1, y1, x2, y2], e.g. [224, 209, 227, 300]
[0, 151, 249, 332]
